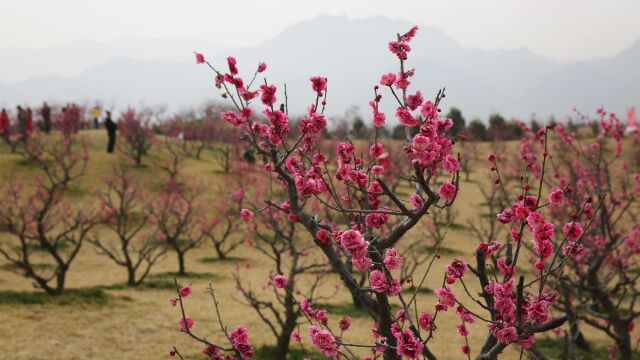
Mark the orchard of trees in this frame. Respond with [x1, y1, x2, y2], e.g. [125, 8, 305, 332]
[1, 25, 639, 360]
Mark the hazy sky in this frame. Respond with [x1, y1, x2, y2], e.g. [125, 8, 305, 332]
[1, 0, 639, 61]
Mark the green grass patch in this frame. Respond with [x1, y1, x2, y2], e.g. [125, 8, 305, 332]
[149, 271, 221, 280]
[25, 241, 70, 252]
[435, 222, 467, 230]
[1, 262, 54, 272]
[317, 301, 402, 319]
[254, 345, 324, 360]
[317, 302, 371, 318]
[14, 157, 39, 168]
[424, 245, 461, 255]
[63, 184, 89, 197]
[402, 286, 433, 295]
[102, 278, 176, 291]
[0, 287, 108, 305]
[198, 256, 245, 264]
[535, 337, 639, 359]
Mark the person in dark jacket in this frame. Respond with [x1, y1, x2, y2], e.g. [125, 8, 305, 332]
[41, 102, 52, 133]
[16, 105, 28, 140]
[105, 111, 117, 153]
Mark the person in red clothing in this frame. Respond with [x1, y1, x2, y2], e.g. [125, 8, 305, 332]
[27, 107, 34, 134]
[0, 108, 9, 141]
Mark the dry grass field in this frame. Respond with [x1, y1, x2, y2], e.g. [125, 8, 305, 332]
[0, 130, 632, 359]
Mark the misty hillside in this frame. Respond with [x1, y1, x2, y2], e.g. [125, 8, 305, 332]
[0, 15, 638, 121]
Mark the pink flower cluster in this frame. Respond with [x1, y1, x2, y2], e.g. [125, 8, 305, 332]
[228, 326, 255, 359]
[273, 274, 287, 289]
[497, 196, 558, 270]
[338, 229, 372, 271]
[434, 286, 456, 311]
[484, 279, 550, 347]
[335, 142, 369, 189]
[406, 125, 455, 173]
[179, 285, 192, 298]
[383, 248, 403, 270]
[298, 105, 328, 145]
[392, 326, 423, 359]
[300, 299, 328, 325]
[387, 26, 418, 60]
[285, 155, 327, 197]
[369, 270, 401, 296]
[418, 311, 435, 331]
[308, 326, 339, 357]
[240, 209, 254, 221]
[179, 316, 193, 330]
[445, 258, 467, 284]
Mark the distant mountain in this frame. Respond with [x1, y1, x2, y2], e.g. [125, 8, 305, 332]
[0, 36, 223, 83]
[0, 15, 638, 121]
[0, 57, 216, 111]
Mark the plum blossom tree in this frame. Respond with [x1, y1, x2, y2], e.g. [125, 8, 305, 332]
[150, 181, 207, 275]
[171, 27, 590, 360]
[160, 115, 219, 160]
[118, 108, 155, 166]
[458, 138, 479, 182]
[89, 166, 167, 287]
[55, 104, 84, 137]
[234, 204, 331, 359]
[520, 110, 640, 360]
[209, 120, 242, 173]
[154, 135, 190, 188]
[0, 110, 26, 153]
[0, 134, 94, 295]
[200, 186, 247, 260]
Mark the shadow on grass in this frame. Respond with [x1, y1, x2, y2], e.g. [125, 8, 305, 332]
[150, 271, 221, 280]
[198, 256, 245, 264]
[1, 263, 54, 272]
[402, 286, 433, 296]
[254, 345, 323, 360]
[424, 245, 461, 255]
[13, 157, 39, 168]
[535, 337, 639, 360]
[0, 287, 108, 305]
[316, 301, 402, 319]
[436, 222, 468, 230]
[102, 279, 176, 291]
[102, 271, 223, 292]
[316, 302, 370, 318]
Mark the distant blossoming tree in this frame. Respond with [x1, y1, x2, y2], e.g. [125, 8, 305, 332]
[0, 134, 94, 295]
[118, 108, 155, 166]
[90, 166, 166, 287]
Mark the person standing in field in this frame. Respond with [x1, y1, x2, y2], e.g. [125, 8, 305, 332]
[26, 107, 33, 135]
[91, 105, 101, 129]
[41, 102, 52, 133]
[0, 108, 9, 140]
[105, 110, 117, 153]
[16, 105, 28, 140]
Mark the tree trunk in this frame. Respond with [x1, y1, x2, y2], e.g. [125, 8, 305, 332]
[614, 325, 632, 360]
[177, 252, 186, 275]
[350, 290, 366, 309]
[569, 318, 590, 351]
[127, 267, 137, 287]
[40, 270, 66, 295]
[214, 243, 226, 260]
[272, 318, 296, 359]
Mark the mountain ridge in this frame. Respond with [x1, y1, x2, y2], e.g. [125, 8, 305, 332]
[0, 15, 637, 121]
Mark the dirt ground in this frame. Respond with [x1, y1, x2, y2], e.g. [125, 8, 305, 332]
[0, 131, 627, 359]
